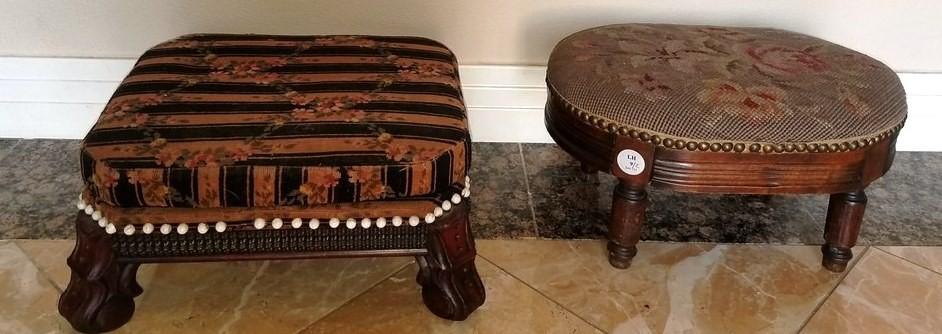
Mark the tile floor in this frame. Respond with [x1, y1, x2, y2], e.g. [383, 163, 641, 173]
[3, 239, 941, 333]
[2, 139, 941, 332]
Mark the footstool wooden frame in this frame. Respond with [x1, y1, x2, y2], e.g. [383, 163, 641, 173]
[544, 24, 906, 272]
[57, 34, 485, 333]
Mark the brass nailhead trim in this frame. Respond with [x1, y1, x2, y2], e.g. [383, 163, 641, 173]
[553, 92, 904, 154]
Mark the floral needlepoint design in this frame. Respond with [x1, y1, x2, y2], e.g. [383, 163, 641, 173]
[697, 79, 787, 122]
[736, 44, 829, 76]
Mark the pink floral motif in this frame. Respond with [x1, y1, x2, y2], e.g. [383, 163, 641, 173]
[395, 59, 454, 79]
[155, 147, 182, 167]
[207, 58, 287, 81]
[737, 44, 828, 76]
[95, 167, 121, 189]
[105, 97, 163, 116]
[346, 166, 388, 200]
[839, 87, 871, 116]
[626, 39, 714, 73]
[697, 79, 787, 122]
[299, 167, 342, 204]
[618, 73, 672, 101]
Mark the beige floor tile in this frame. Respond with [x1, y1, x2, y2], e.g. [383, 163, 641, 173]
[113, 256, 410, 333]
[801, 249, 942, 334]
[878, 246, 942, 274]
[0, 240, 75, 333]
[478, 239, 859, 334]
[300, 258, 603, 334]
[14, 239, 75, 291]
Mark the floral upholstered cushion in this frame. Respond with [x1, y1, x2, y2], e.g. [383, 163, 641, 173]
[81, 34, 469, 215]
[547, 24, 907, 152]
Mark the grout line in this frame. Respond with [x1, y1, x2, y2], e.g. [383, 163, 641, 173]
[797, 246, 871, 332]
[293, 260, 413, 334]
[476, 253, 608, 333]
[873, 246, 942, 277]
[516, 143, 541, 236]
[10, 240, 67, 293]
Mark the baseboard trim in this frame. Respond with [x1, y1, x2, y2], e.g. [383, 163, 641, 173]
[1, 57, 939, 151]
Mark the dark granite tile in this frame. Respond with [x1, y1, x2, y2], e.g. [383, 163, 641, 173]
[523, 143, 942, 245]
[521, 143, 608, 239]
[0, 138, 20, 162]
[860, 152, 942, 245]
[0, 139, 83, 239]
[469, 143, 537, 238]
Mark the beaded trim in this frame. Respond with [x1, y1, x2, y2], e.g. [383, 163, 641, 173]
[549, 87, 906, 154]
[76, 177, 472, 236]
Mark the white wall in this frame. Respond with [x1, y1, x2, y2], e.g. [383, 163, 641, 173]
[1, 0, 941, 71]
[0, 1, 940, 149]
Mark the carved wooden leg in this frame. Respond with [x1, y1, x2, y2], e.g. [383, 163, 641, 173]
[608, 182, 647, 269]
[59, 213, 142, 333]
[822, 190, 867, 272]
[417, 205, 485, 321]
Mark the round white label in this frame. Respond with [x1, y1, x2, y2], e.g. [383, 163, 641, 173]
[616, 149, 645, 175]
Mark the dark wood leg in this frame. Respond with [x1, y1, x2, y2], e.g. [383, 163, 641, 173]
[59, 213, 142, 333]
[608, 182, 647, 269]
[416, 205, 485, 321]
[822, 190, 867, 272]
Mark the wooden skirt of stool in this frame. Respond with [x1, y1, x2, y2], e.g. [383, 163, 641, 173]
[545, 95, 897, 273]
[58, 204, 485, 333]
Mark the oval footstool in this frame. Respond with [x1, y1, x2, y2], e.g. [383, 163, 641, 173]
[59, 34, 484, 333]
[545, 24, 906, 271]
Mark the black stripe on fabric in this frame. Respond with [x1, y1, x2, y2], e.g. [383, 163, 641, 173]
[128, 63, 406, 76]
[219, 166, 227, 207]
[136, 101, 466, 119]
[85, 122, 467, 145]
[248, 166, 257, 206]
[171, 34, 449, 47]
[112, 81, 460, 98]
[141, 46, 454, 62]
[168, 168, 194, 207]
[334, 168, 355, 203]
[224, 166, 249, 207]
[385, 165, 409, 197]
[100, 152, 418, 169]
[278, 166, 303, 206]
[112, 171, 138, 207]
[80, 149, 95, 183]
[433, 151, 453, 191]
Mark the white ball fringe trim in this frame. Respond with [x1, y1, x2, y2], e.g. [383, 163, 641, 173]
[77, 176, 473, 235]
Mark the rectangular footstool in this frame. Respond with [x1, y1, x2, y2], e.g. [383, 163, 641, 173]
[59, 34, 484, 333]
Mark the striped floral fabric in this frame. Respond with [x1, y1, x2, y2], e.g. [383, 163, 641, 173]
[81, 34, 469, 210]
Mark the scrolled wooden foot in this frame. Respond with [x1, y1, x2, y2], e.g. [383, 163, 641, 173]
[821, 190, 867, 272]
[607, 182, 647, 269]
[59, 213, 142, 333]
[417, 205, 485, 321]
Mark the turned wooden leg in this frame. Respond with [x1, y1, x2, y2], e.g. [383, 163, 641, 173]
[822, 190, 867, 272]
[416, 204, 485, 321]
[59, 213, 142, 333]
[608, 182, 647, 269]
